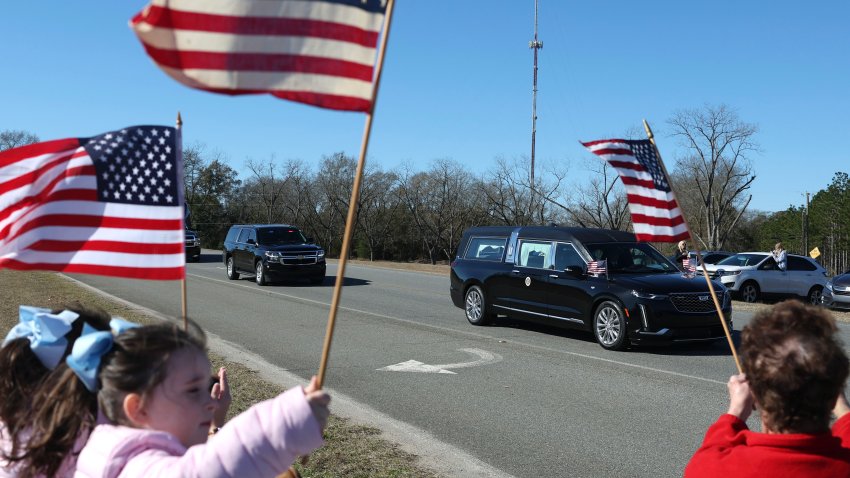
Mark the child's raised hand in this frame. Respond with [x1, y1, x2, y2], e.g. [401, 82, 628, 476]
[211, 367, 232, 428]
[304, 376, 330, 431]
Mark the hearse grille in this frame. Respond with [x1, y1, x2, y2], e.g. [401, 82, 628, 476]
[670, 292, 723, 313]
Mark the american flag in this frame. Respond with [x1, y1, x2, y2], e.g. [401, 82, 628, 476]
[582, 139, 690, 243]
[130, 0, 388, 112]
[587, 259, 607, 276]
[682, 257, 697, 273]
[0, 126, 185, 280]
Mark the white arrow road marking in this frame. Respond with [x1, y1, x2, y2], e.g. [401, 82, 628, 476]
[378, 348, 503, 374]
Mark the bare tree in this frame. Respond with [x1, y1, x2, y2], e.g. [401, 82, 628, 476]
[356, 168, 402, 261]
[667, 104, 758, 250]
[480, 156, 566, 226]
[567, 158, 631, 230]
[245, 156, 294, 223]
[0, 130, 39, 151]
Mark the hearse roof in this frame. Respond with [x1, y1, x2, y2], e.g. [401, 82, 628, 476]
[463, 225, 636, 243]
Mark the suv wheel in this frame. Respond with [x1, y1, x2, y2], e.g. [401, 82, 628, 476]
[740, 281, 760, 303]
[255, 261, 268, 286]
[464, 285, 493, 326]
[226, 257, 239, 280]
[593, 301, 628, 351]
[808, 285, 823, 305]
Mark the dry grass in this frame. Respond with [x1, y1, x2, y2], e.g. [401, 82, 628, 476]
[0, 270, 436, 478]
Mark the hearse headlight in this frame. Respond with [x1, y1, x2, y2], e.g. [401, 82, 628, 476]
[631, 290, 668, 300]
[264, 251, 282, 263]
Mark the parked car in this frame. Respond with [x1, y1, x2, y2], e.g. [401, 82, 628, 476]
[689, 250, 733, 267]
[823, 270, 850, 310]
[222, 224, 325, 286]
[184, 228, 201, 262]
[449, 225, 732, 351]
[703, 252, 828, 304]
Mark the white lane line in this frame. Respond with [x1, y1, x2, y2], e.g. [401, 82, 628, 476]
[187, 272, 728, 386]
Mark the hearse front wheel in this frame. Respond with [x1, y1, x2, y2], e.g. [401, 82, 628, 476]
[593, 301, 628, 351]
[464, 285, 493, 326]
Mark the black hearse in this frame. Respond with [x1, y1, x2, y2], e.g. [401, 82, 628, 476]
[449, 225, 732, 350]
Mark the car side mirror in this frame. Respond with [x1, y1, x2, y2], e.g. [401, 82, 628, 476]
[246, 238, 256, 245]
[564, 265, 585, 277]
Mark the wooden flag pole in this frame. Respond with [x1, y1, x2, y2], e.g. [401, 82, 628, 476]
[643, 120, 741, 373]
[316, 0, 397, 389]
[177, 112, 188, 332]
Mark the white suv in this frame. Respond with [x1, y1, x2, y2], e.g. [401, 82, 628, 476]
[703, 252, 829, 304]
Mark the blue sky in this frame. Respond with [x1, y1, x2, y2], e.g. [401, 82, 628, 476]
[2, 1, 847, 213]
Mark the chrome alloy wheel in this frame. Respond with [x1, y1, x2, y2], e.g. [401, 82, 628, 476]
[465, 288, 483, 322]
[595, 305, 622, 347]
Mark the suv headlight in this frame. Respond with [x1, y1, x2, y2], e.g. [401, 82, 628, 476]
[631, 290, 668, 300]
[826, 281, 833, 291]
[264, 251, 282, 263]
[317, 249, 325, 259]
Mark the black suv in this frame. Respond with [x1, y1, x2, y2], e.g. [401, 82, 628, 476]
[223, 224, 326, 285]
[449, 225, 732, 351]
[185, 228, 201, 262]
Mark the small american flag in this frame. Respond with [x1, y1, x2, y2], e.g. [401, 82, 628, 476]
[682, 257, 696, 273]
[131, 0, 388, 112]
[0, 126, 185, 280]
[587, 259, 607, 276]
[582, 139, 689, 243]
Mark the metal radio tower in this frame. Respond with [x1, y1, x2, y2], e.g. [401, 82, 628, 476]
[529, 0, 543, 191]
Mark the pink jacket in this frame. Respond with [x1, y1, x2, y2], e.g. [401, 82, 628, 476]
[75, 386, 323, 478]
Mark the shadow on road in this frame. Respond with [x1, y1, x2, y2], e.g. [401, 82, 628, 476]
[195, 252, 221, 264]
[487, 316, 742, 358]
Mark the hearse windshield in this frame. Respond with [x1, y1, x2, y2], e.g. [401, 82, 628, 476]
[585, 242, 678, 274]
[257, 227, 307, 245]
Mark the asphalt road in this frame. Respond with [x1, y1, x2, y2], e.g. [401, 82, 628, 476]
[68, 251, 850, 478]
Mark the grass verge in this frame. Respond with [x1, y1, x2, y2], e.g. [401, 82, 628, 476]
[0, 270, 437, 478]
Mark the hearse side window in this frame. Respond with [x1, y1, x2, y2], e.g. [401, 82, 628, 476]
[517, 241, 552, 269]
[464, 237, 508, 261]
[554, 242, 584, 270]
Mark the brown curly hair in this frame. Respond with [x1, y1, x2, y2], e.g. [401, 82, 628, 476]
[741, 300, 849, 433]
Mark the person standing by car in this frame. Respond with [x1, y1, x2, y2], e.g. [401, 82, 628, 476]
[771, 242, 787, 271]
[684, 300, 850, 477]
[671, 240, 689, 269]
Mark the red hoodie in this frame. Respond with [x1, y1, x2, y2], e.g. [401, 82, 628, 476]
[685, 413, 850, 477]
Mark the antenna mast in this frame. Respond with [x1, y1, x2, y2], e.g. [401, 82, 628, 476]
[529, 0, 543, 200]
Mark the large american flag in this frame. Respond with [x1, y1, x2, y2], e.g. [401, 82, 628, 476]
[0, 126, 185, 280]
[582, 139, 690, 242]
[130, 0, 388, 112]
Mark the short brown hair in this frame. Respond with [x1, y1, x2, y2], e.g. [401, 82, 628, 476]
[741, 300, 849, 433]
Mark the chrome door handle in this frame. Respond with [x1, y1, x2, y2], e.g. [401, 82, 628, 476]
[549, 274, 559, 278]
[511, 270, 520, 274]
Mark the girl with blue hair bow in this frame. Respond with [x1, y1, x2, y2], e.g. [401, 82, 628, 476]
[0, 304, 111, 477]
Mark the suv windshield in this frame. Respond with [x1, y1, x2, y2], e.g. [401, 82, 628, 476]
[716, 253, 767, 267]
[585, 242, 678, 274]
[257, 227, 307, 245]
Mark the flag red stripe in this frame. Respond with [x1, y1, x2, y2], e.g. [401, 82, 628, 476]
[0, 138, 80, 167]
[607, 160, 645, 172]
[635, 231, 691, 242]
[0, 155, 88, 196]
[142, 5, 380, 46]
[592, 148, 634, 157]
[0, 258, 185, 280]
[142, 44, 374, 81]
[625, 194, 679, 210]
[190, 87, 373, 112]
[0, 188, 97, 225]
[631, 214, 686, 227]
[581, 139, 628, 148]
[27, 240, 183, 255]
[619, 175, 657, 190]
[4, 214, 183, 243]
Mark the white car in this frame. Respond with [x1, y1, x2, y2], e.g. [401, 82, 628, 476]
[703, 252, 829, 304]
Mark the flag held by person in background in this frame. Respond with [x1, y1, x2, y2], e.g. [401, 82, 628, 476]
[587, 259, 607, 277]
[682, 256, 697, 275]
[130, 0, 388, 112]
[582, 139, 690, 243]
[0, 126, 186, 280]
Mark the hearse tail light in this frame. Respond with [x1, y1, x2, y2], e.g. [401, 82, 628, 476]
[631, 290, 668, 300]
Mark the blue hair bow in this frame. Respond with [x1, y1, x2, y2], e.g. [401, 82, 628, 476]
[66, 318, 140, 392]
[3, 306, 80, 369]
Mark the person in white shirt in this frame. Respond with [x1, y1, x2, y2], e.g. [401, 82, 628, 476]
[772, 242, 787, 271]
